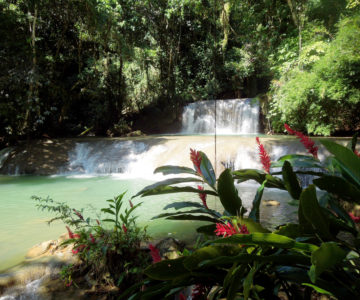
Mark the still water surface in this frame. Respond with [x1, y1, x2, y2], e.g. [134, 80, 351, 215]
[0, 174, 296, 272]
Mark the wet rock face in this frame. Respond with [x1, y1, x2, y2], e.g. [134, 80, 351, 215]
[0, 233, 79, 299]
[155, 237, 185, 260]
[0, 139, 75, 175]
[25, 233, 78, 262]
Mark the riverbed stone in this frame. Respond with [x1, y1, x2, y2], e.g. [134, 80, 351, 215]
[26, 240, 57, 258]
[264, 200, 280, 206]
[155, 237, 185, 260]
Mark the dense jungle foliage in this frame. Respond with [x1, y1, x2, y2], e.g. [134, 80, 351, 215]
[0, 0, 360, 146]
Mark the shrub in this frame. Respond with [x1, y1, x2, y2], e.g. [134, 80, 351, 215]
[34, 192, 150, 291]
[270, 14, 360, 135]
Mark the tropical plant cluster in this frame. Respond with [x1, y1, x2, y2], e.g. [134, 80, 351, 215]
[119, 127, 360, 299]
[34, 192, 150, 292]
[33, 126, 360, 299]
[1, 0, 359, 148]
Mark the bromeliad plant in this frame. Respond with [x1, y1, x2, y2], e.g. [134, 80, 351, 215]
[34, 192, 150, 291]
[124, 126, 360, 299]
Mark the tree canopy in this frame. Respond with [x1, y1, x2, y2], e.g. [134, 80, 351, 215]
[0, 0, 359, 146]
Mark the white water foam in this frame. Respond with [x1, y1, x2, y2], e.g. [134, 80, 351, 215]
[64, 140, 171, 179]
[0, 277, 44, 300]
[0, 147, 13, 170]
[181, 98, 260, 134]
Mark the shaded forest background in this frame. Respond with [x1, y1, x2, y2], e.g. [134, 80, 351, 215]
[0, 0, 360, 147]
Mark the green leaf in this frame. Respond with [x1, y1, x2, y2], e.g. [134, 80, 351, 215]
[309, 242, 347, 283]
[141, 186, 218, 197]
[347, 132, 358, 152]
[144, 257, 189, 280]
[232, 169, 285, 189]
[166, 214, 219, 223]
[212, 233, 318, 252]
[154, 165, 198, 176]
[249, 179, 267, 222]
[199, 151, 216, 188]
[276, 267, 352, 298]
[272, 154, 322, 169]
[298, 192, 314, 234]
[299, 185, 332, 240]
[313, 175, 360, 204]
[218, 169, 242, 216]
[152, 209, 216, 220]
[101, 208, 115, 215]
[102, 218, 116, 223]
[301, 283, 334, 296]
[183, 245, 240, 271]
[163, 201, 205, 210]
[322, 208, 357, 235]
[238, 217, 270, 233]
[200, 253, 310, 268]
[320, 193, 356, 230]
[244, 263, 258, 300]
[196, 224, 217, 235]
[274, 224, 301, 239]
[282, 160, 302, 200]
[226, 264, 246, 300]
[321, 139, 360, 186]
[132, 177, 203, 198]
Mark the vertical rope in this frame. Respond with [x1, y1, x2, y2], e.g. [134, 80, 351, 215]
[214, 99, 217, 175]
[213, 1, 217, 211]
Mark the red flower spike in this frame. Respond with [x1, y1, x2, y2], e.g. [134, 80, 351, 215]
[190, 148, 202, 175]
[72, 244, 86, 255]
[148, 244, 162, 263]
[284, 124, 318, 158]
[191, 284, 208, 300]
[122, 224, 128, 234]
[284, 123, 295, 135]
[239, 224, 250, 234]
[215, 222, 237, 237]
[197, 185, 208, 209]
[256, 137, 271, 173]
[179, 293, 187, 300]
[67, 226, 80, 239]
[89, 233, 95, 243]
[349, 212, 360, 223]
[65, 280, 73, 287]
[354, 149, 360, 158]
[66, 226, 74, 239]
[129, 199, 134, 208]
[215, 222, 250, 237]
[73, 209, 84, 221]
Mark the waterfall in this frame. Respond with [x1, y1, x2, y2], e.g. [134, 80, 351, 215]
[65, 140, 168, 178]
[0, 147, 13, 170]
[0, 136, 329, 177]
[181, 98, 260, 134]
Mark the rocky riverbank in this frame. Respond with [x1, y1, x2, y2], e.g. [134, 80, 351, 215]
[0, 234, 185, 300]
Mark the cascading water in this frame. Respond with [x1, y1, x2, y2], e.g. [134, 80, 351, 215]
[181, 98, 260, 134]
[64, 140, 168, 178]
[0, 147, 13, 170]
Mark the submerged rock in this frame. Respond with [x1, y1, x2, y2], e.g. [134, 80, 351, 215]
[154, 237, 185, 260]
[264, 200, 280, 206]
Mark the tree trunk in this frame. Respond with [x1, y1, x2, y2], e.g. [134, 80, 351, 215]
[23, 4, 39, 136]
